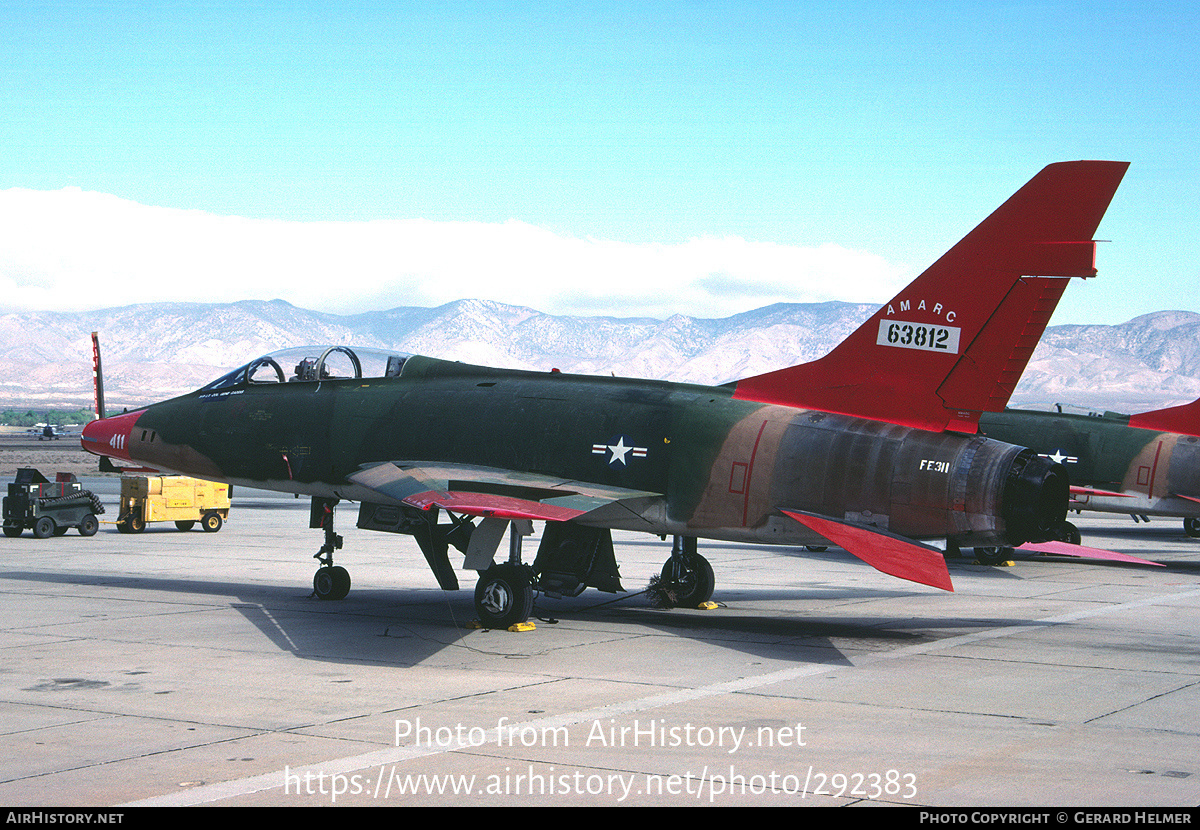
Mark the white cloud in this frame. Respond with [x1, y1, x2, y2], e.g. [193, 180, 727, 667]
[0, 187, 905, 318]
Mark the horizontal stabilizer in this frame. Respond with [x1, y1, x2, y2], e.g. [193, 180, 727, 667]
[1018, 540, 1163, 567]
[1128, 397, 1200, 437]
[781, 509, 954, 591]
[734, 161, 1129, 433]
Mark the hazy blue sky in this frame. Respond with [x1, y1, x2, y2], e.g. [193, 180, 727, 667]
[2, 1, 1196, 323]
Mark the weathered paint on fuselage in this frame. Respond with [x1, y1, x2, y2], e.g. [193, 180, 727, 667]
[121, 356, 1033, 548]
[979, 408, 1200, 518]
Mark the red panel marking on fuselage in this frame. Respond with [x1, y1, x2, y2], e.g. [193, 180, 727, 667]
[742, 420, 769, 527]
[1148, 440, 1163, 500]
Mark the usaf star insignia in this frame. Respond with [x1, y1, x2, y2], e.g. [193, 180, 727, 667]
[592, 435, 648, 467]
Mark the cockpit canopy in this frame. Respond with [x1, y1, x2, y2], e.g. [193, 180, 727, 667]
[200, 346, 412, 392]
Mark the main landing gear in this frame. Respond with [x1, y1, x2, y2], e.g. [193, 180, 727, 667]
[307, 498, 541, 627]
[473, 522, 536, 629]
[304, 498, 715, 626]
[654, 536, 715, 608]
[972, 546, 1013, 565]
[973, 518, 1083, 565]
[1051, 519, 1081, 545]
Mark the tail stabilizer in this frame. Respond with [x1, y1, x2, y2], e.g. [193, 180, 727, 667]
[781, 509, 954, 591]
[1018, 540, 1163, 567]
[1127, 397, 1200, 437]
[734, 161, 1130, 433]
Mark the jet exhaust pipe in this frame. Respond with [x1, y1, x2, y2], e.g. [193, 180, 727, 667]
[1000, 449, 1068, 545]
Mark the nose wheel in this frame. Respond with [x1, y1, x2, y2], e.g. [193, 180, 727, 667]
[313, 565, 352, 601]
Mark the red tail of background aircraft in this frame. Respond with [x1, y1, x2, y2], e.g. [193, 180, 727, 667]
[1128, 397, 1200, 436]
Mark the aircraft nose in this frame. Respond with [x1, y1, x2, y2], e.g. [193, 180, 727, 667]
[81, 410, 143, 461]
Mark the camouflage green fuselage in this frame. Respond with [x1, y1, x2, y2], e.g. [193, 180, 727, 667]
[119, 356, 1052, 548]
[980, 408, 1200, 518]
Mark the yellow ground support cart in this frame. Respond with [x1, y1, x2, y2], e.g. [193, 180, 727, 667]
[117, 475, 230, 533]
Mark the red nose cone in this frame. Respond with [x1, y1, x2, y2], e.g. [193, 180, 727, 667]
[81, 410, 144, 461]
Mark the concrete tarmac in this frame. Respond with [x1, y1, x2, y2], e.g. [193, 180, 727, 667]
[2, 480, 1199, 806]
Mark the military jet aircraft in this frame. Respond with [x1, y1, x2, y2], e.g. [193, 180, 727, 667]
[81, 161, 1128, 628]
[979, 396, 1200, 542]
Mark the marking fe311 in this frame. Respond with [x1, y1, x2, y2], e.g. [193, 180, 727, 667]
[80, 161, 1129, 628]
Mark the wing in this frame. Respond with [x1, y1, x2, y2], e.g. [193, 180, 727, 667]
[348, 461, 661, 521]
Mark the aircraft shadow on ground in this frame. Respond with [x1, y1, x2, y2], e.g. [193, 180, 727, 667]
[0, 570, 474, 667]
[0, 566, 1053, 669]
[8, 538, 1190, 669]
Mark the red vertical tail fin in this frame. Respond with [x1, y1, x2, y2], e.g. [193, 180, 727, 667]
[733, 161, 1130, 432]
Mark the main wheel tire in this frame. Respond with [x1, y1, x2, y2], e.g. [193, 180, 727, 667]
[33, 517, 56, 539]
[974, 546, 1013, 565]
[78, 514, 99, 537]
[659, 551, 715, 607]
[1185, 517, 1200, 538]
[201, 512, 222, 532]
[313, 565, 351, 600]
[129, 515, 146, 533]
[474, 563, 535, 629]
[175, 520, 195, 531]
[1053, 520, 1081, 545]
[3, 523, 22, 538]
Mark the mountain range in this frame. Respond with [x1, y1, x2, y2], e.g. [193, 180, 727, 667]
[2, 299, 1198, 417]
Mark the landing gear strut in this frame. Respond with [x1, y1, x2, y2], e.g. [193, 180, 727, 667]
[657, 536, 715, 608]
[311, 497, 351, 601]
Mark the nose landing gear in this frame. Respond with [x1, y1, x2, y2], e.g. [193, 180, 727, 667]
[311, 497, 351, 601]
